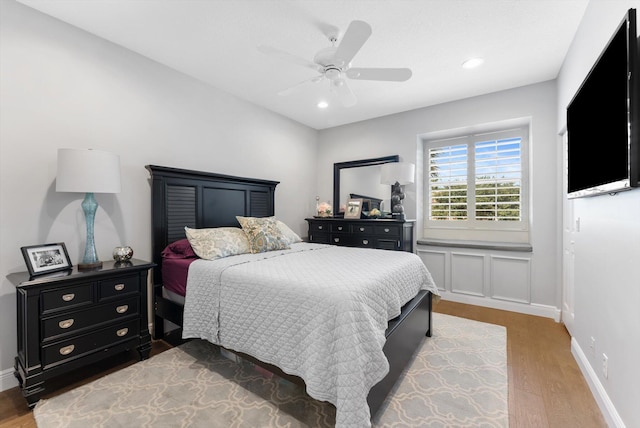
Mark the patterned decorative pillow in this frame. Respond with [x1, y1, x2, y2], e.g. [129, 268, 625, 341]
[236, 216, 290, 253]
[276, 220, 302, 245]
[184, 227, 251, 260]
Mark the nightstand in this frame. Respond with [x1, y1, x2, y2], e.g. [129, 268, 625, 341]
[7, 258, 155, 407]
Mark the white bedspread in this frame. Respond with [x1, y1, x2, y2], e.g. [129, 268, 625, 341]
[182, 243, 439, 428]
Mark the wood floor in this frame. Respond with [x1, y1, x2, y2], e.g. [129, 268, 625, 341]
[0, 301, 606, 428]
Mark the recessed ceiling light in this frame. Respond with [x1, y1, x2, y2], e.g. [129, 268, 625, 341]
[462, 57, 484, 69]
[317, 101, 329, 109]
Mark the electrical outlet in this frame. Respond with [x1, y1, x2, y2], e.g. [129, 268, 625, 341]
[590, 337, 596, 355]
[602, 354, 608, 379]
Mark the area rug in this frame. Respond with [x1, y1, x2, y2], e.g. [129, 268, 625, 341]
[34, 313, 507, 427]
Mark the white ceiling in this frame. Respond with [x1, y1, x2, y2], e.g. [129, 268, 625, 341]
[17, 0, 589, 130]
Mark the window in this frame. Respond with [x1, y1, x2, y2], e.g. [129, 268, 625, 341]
[423, 124, 529, 242]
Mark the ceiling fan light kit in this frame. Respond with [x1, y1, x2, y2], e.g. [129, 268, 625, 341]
[260, 20, 412, 107]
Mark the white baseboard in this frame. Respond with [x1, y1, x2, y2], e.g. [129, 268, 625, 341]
[437, 291, 562, 321]
[571, 337, 625, 428]
[0, 366, 18, 392]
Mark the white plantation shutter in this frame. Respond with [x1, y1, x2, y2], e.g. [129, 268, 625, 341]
[425, 125, 528, 237]
[475, 137, 522, 221]
[429, 144, 468, 220]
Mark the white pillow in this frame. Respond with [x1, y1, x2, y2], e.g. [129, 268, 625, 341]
[276, 220, 302, 245]
[184, 227, 251, 260]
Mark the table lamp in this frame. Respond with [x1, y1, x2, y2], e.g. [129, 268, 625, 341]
[56, 148, 121, 269]
[380, 162, 415, 220]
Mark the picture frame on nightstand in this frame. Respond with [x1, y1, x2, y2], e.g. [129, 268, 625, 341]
[344, 198, 363, 219]
[21, 242, 72, 277]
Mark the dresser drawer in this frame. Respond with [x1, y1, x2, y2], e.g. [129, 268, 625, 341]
[309, 232, 329, 244]
[41, 285, 93, 313]
[42, 318, 140, 368]
[376, 239, 400, 250]
[352, 224, 374, 234]
[375, 225, 401, 237]
[99, 275, 139, 300]
[330, 223, 348, 233]
[309, 222, 328, 233]
[354, 236, 375, 248]
[330, 235, 352, 246]
[42, 296, 140, 341]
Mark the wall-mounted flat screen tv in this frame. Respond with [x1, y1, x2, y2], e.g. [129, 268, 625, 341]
[567, 8, 638, 198]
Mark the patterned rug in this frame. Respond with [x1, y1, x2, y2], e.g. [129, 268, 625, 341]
[34, 313, 507, 427]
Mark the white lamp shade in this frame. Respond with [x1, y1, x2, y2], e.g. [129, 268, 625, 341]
[380, 162, 415, 185]
[56, 148, 121, 193]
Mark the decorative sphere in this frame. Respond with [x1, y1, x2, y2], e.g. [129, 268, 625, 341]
[113, 246, 133, 262]
[391, 194, 401, 204]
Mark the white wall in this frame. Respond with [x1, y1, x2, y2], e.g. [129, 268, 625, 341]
[556, 1, 640, 426]
[0, 0, 318, 389]
[318, 81, 560, 317]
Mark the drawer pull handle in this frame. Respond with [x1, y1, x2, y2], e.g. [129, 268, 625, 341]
[116, 305, 129, 314]
[359, 227, 365, 232]
[363, 240, 369, 245]
[114, 284, 125, 291]
[116, 328, 129, 337]
[62, 293, 75, 302]
[337, 226, 343, 231]
[333, 238, 340, 243]
[318, 225, 323, 230]
[384, 228, 390, 233]
[59, 345, 75, 355]
[58, 319, 74, 329]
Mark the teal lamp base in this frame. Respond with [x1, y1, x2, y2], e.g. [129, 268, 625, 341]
[78, 192, 103, 270]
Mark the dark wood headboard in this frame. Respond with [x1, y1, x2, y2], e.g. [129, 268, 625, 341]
[146, 165, 279, 285]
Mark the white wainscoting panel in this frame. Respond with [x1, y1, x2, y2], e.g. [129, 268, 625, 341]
[490, 255, 531, 303]
[450, 252, 485, 296]
[416, 243, 555, 319]
[417, 249, 447, 292]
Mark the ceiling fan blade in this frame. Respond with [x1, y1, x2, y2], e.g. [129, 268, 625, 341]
[333, 20, 372, 66]
[258, 45, 319, 71]
[277, 75, 324, 96]
[330, 78, 357, 107]
[346, 67, 413, 82]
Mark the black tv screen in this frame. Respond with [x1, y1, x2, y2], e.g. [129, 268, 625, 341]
[567, 8, 638, 198]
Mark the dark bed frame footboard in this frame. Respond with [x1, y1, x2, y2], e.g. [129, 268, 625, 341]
[146, 165, 433, 418]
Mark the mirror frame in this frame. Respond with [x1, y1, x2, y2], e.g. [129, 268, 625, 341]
[333, 155, 399, 216]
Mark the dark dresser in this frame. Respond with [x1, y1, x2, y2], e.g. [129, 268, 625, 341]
[306, 218, 414, 252]
[8, 258, 155, 407]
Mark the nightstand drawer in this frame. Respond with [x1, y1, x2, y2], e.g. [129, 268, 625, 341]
[99, 275, 139, 300]
[42, 296, 140, 341]
[42, 319, 140, 368]
[375, 225, 401, 237]
[42, 285, 93, 313]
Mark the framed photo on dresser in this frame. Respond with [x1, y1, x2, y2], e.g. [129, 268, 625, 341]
[344, 198, 363, 219]
[21, 242, 72, 277]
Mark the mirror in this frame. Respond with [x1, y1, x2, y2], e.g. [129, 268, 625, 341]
[333, 155, 399, 215]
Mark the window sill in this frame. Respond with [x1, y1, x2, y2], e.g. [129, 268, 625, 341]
[417, 238, 532, 252]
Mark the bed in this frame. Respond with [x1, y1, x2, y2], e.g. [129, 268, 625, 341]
[146, 165, 438, 427]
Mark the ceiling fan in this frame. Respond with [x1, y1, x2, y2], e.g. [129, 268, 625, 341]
[258, 20, 412, 107]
